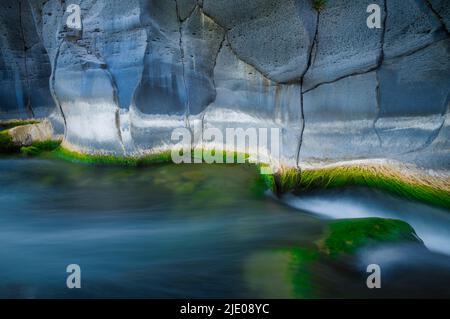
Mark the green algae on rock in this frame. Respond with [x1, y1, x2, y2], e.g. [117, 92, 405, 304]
[20, 140, 61, 157]
[243, 250, 315, 299]
[51, 146, 257, 168]
[283, 247, 320, 298]
[245, 217, 422, 298]
[0, 130, 19, 154]
[317, 218, 423, 258]
[253, 164, 277, 195]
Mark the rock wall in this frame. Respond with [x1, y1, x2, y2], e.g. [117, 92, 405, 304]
[0, 0, 449, 169]
[0, 0, 54, 119]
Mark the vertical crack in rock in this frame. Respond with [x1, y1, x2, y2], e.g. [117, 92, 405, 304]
[210, 33, 226, 95]
[414, 1, 450, 154]
[103, 64, 126, 154]
[130, 4, 149, 112]
[90, 44, 126, 154]
[274, 84, 282, 125]
[49, 40, 67, 136]
[114, 108, 125, 154]
[297, 11, 320, 168]
[198, 10, 274, 80]
[175, 0, 191, 130]
[82, 19, 126, 153]
[373, 1, 448, 154]
[198, 10, 270, 83]
[127, 6, 148, 153]
[200, 32, 226, 141]
[180, 2, 198, 22]
[424, 0, 450, 35]
[18, 0, 35, 118]
[373, 0, 388, 148]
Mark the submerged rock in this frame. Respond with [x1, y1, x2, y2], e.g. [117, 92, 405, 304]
[244, 217, 424, 298]
[317, 218, 423, 258]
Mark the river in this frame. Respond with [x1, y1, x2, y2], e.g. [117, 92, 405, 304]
[0, 158, 449, 298]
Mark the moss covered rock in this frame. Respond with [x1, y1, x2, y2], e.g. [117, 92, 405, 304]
[1, 120, 58, 155]
[0, 130, 20, 154]
[317, 217, 423, 258]
[20, 140, 61, 157]
[245, 217, 422, 298]
[8, 120, 53, 146]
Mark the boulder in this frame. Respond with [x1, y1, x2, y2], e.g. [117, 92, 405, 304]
[8, 119, 54, 146]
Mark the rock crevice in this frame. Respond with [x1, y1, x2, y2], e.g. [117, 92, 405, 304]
[297, 10, 320, 167]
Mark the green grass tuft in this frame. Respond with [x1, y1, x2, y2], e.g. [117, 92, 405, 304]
[51, 147, 172, 167]
[318, 218, 422, 258]
[51, 146, 256, 168]
[274, 165, 450, 209]
[313, 0, 327, 11]
[274, 167, 302, 194]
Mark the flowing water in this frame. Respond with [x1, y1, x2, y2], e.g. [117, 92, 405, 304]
[0, 157, 449, 298]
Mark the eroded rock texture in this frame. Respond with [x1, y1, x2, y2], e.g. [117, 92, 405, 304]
[0, 0, 54, 119]
[0, 0, 449, 169]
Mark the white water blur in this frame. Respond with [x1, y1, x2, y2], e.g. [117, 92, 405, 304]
[282, 187, 450, 256]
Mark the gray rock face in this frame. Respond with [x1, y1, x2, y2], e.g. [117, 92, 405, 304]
[303, 0, 384, 91]
[225, 0, 317, 82]
[376, 39, 450, 157]
[203, 0, 317, 83]
[202, 0, 277, 30]
[0, 0, 54, 120]
[0, 0, 449, 170]
[55, 42, 124, 154]
[203, 42, 302, 166]
[38, 0, 148, 154]
[429, 0, 450, 32]
[176, 0, 197, 21]
[182, 7, 224, 116]
[300, 72, 380, 161]
[384, 0, 446, 59]
[82, 0, 147, 110]
[412, 109, 450, 170]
